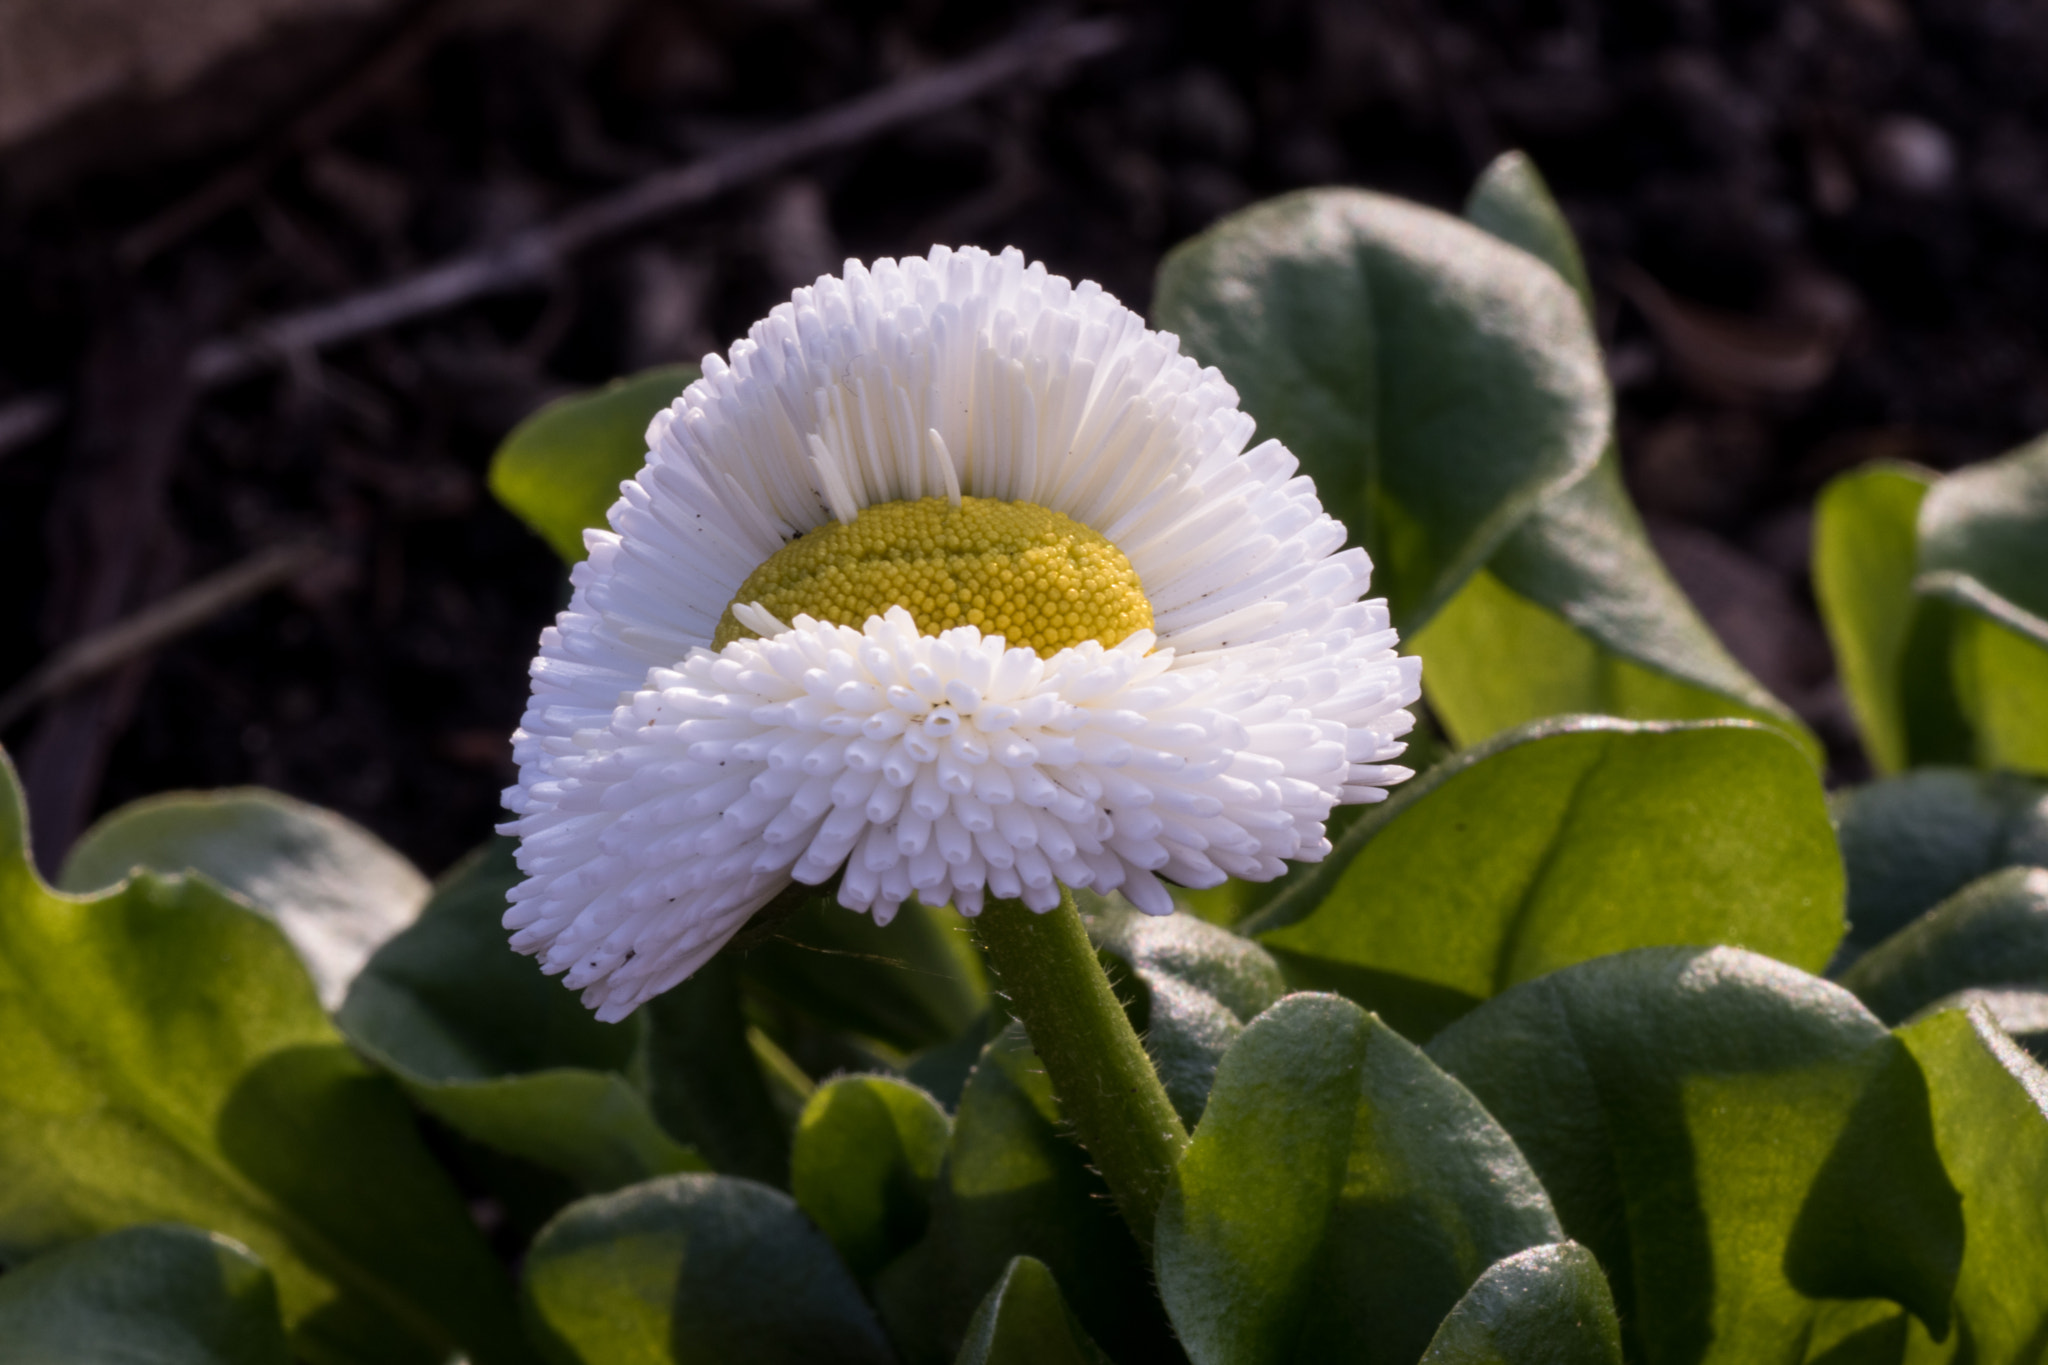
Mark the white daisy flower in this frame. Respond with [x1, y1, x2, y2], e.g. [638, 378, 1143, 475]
[502, 245, 1421, 1020]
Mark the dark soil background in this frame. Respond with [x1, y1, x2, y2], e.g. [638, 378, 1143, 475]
[4, 0, 2045, 878]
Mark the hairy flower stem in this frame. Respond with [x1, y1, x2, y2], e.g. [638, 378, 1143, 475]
[972, 890, 1190, 1248]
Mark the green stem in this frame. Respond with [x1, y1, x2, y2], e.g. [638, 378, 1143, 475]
[971, 890, 1190, 1247]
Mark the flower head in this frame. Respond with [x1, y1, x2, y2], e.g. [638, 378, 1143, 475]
[503, 246, 1421, 1019]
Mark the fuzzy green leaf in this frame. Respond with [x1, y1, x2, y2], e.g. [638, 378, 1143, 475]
[1814, 464, 1937, 773]
[1417, 1242, 1623, 1365]
[953, 1256, 1114, 1365]
[642, 955, 795, 1188]
[0, 752, 531, 1365]
[1420, 153, 1809, 756]
[1157, 992, 1564, 1365]
[1908, 987, 2048, 1065]
[521, 1173, 894, 1365]
[875, 1024, 1166, 1365]
[1844, 867, 2048, 1024]
[1917, 433, 2048, 646]
[1832, 768, 2048, 950]
[1152, 186, 1609, 630]
[1908, 435, 2048, 775]
[338, 839, 703, 1193]
[489, 365, 698, 563]
[1417, 501, 1811, 757]
[1462, 151, 1593, 305]
[792, 1074, 950, 1280]
[1947, 610, 2048, 777]
[1895, 1004, 2048, 1359]
[61, 788, 429, 1010]
[1252, 717, 1844, 1040]
[1083, 891, 1287, 1126]
[0, 1224, 290, 1365]
[1428, 947, 1962, 1365]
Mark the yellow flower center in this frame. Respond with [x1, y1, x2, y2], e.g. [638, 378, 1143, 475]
[713, 496, 1154, 654]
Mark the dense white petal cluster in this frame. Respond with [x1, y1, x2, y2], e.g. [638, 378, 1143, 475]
[504, 245, 1421, 1019]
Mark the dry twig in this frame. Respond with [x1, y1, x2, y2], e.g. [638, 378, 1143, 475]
[1615, 263, 1856, 402]
[0, 542, 329, 732]
[115, 0, 462, 268]
[18, 301, 205, 874]
[0, 17, 1125, 460]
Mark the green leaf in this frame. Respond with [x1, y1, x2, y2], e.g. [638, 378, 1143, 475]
[1914, 435, 2048, 776]
[954, 1256, 1114, 1365]
[1812, 361, 2048, 778]
[1896, 1004, 2048, 1360]
[1462, 151, 1594, 306]
[1843, 867, 2048, 1024]
[874, 1023, 1165, 1365]
[61, 788, 429, 1010]
[903, 1013, 998, 1111]
[1427, 947, 1963, 1365]
[338, 839, 703, 1193]
[1917, 432, 2048, 644]
[1156, 993, 1564, 1365]
[1814, 464, 1937, 773]
[1416, 1242, 1623, 1365]
[1418, 153, 1809, 757]
[1416, 510, 1811, 756]
[489, 365, 698, 563]
[643, 955, 795, 1188]
[1947, 609, 2048, 777]
[740, 893, 989, 1053]
[0, 1224, 290, 1365]
[521, 1173, 895, 1365]
[1832, 768, 2048, 949]
[0, 751, 531, 1365]
[791, 1073, 951, 1280]
[1799, 1301, 1913, 1365]
[1152, 186, 1610, 630]
[747, 1023, 817, 1130]
[1081, 891, 1286, 1126]
[1251, 717, 1844, 1040]
[1907, 986, 2048, 1064]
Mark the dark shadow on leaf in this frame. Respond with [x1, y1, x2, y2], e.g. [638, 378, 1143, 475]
[644, 957, 789, 1187]
[1785, 1037, 1961, 1337]
[216, 1044, 477, 1365]
[875, 1180, 1178, 1365]
[873, 1029, 1183, 1364]
[1295, 1191, 1491, 1364]
[1267, 947, 1483, 1042]
[1806, 1310, 1910, 1365]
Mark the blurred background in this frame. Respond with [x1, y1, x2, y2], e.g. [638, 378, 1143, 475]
[2, 0, 2043, 876]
